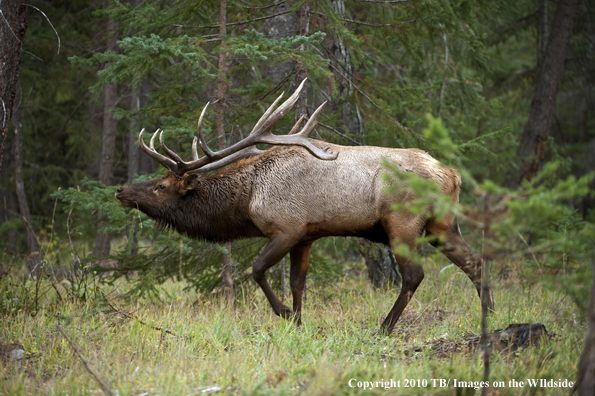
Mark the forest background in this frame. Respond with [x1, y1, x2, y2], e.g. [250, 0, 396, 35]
[1, 0, 595, 394]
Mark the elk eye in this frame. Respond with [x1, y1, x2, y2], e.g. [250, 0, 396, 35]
[155, 184, 165, 191]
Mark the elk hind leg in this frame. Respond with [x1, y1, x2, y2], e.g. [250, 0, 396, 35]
[380, 258, 424, 335]
[427, 217, 494, 311]
[289, 241, 313, 325]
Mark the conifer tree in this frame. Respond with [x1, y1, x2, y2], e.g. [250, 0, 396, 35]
[12, 105, 41, 276]
[0, 0, 28, 175]
[95, 17, 120, 257]
[507, 0, 581, 186]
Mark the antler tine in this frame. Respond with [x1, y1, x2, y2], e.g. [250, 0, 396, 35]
[149, 129, 160, 150]
[138, 128, 178, 171]
[257, 100, 337, 160]
[287, 115, 305, 135]
[295, 101, 327, 138]
[252, 78, 307, 137]
[191, 137, 199, 161]
[198, 90, 336, 162]
[141, 103, 214, 176]
[159, 130, 185, 163]
[248, 91, 285, 136]
[140, 127, 213, 177]
[196, 103, 215, 158]
[188, 79, 307, 163]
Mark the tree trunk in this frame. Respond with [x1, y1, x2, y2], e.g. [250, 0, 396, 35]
[329, 1, 365, 144]
[538, 0, 548, 63]
[357, 240, 401, 289]
[127, 79, 147, 255]
[0, 0, 28, 176]
[137, 78, 154, 176]
[217, 0, 234, 306]
[94, 17, 119, 257]
[128, 78, 149, 180]
[261, 1, 296, 84]
[127, 0, 144, 182]
[506, 0, 580, 186]
[0, 136, 17, 254]
[576, 260, 595, 395]
[293, 3, 310, 124]
[13, 106, 41, 277]
[3, 190, 17, 255]
[128, 83, 141, 183]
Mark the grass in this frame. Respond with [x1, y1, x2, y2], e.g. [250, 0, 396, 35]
[0, 255, 585, 395]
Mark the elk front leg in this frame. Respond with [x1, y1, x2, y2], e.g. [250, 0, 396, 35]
[252, 235, 301, 319]
[289, 242, 313, 325]
[427, 217, 494, 311]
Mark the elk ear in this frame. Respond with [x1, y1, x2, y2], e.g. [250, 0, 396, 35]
[179, 175, 199, 194]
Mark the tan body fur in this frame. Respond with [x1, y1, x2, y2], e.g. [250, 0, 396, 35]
[247, 140, 460, 242]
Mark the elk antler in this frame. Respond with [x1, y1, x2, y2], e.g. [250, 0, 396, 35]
[138, 79, 338, 177]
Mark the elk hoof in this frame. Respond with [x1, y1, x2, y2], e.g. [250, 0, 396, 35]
[374, 326, 392, 337]
[278, 306, 294, 319]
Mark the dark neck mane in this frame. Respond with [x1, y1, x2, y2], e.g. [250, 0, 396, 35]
[151, 172, 263, 242]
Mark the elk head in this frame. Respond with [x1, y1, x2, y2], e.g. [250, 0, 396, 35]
[116, 170, 196, 208]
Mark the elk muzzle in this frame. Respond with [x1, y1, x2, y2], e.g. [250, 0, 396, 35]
[115, 185, 137, 208]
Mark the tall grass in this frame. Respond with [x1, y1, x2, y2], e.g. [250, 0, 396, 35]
[1, 256, 583, 395]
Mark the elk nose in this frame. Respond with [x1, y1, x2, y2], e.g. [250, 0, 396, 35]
[116, 187, 123, 194]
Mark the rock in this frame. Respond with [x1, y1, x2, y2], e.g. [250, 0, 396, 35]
[0, 342, 25, 368]
[472, 323, 551, 353]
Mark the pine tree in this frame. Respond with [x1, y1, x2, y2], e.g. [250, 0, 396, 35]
[507, 0, 581, 186]
[0, 0, 28, 174]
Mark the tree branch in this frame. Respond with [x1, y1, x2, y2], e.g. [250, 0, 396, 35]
[353, 0, 413, 3]
[309, 11, 415, 27]
[318, 121, 363, 146]
[25, 4, 60, 54]
[175, 9, 292, 30]
[57, 326, 113, 396]
[312, 45, 412, 138]
[240, 0, 287, 10]
[101, 292, 186, 339]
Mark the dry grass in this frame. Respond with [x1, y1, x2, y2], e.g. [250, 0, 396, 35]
[0, 256, 584, 395]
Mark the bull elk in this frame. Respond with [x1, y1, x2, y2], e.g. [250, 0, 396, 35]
[115, 79, 492, 335]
